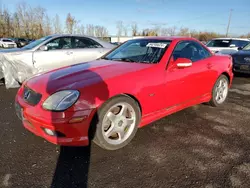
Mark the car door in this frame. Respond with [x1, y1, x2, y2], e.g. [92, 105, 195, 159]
[33, 37, 74, 72]
[164, 41, 192, 107]
[71, 37, 106, 64]
[166, 41, 215, 105]
[181, 41, 216, 100]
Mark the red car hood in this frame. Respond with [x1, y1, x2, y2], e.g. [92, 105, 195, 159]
[26, 60, 154, 94]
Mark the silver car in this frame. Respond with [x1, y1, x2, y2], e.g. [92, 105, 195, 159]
[0, 34, 115, 88]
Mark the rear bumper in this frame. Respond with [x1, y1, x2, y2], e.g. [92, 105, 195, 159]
[15, 95, 95, 146]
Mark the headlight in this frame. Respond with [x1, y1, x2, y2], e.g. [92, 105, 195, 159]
[42, 90, 80, 111]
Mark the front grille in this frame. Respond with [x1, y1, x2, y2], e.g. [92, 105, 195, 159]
[233, 56, 250, 64]
[23, 86, 42, 106]
[8, 44, 15, 48]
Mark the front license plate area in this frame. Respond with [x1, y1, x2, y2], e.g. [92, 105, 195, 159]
[240, 65, 250, 70]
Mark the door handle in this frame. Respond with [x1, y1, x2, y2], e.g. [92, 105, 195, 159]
[66, 51, 73, 55]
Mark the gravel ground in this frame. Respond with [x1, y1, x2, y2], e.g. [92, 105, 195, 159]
[0, 75, 250, 188]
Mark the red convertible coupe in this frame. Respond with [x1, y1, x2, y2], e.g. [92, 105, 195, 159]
[15, 37, 233, 150]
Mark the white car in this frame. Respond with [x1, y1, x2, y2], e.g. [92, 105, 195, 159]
[0, 38, 17, 48]
[0, 34, 115, 88]
[206, 38, 250, 54]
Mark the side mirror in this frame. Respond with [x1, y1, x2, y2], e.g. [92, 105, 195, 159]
[229, 44, 236, 48]
[39, 45, 48, 51]
[175, 58, 192, 68]
[238, 46, 243, 50]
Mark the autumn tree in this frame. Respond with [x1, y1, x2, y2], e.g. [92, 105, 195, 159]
[142, 28, 158, 36]
[65, 13, 77, 34]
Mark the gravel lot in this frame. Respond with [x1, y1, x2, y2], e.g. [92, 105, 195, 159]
[0, 75, 250, 188]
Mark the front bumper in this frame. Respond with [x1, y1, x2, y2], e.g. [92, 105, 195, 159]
[15, 93, 95, 146]
[233, 64, 250, 74]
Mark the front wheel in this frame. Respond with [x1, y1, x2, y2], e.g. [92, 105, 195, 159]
[92, 96, 141, 150]
[209, 75, 229, 107]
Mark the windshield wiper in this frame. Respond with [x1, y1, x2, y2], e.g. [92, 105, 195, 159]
[98, 57, 109, 60]
[110, 58, 136, 62]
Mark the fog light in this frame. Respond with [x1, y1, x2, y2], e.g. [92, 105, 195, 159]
[44, 128, 56, 136]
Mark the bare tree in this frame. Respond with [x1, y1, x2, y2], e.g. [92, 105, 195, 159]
[76, 24, 85, 35]
[123, 25, 128, 36]
[12, 12, 21, 37]
[161, 26, 177, 36]
[86, 24, 95, 36]
[131, 22, 138, 36]
[53, 14, 62, 34]
[95, 25, 108, 37]
[44, 14, 52, 36]
[178, 27, 190, 36]
[116, 21, 123, 42]
[65, 13, 77, 34]
[16, 2, 29, 37]
[32, 6, 46, 38]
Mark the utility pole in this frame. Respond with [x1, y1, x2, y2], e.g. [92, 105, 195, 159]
[226, 9, 233, 37]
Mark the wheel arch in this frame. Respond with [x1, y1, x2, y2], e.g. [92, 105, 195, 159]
[121, 93, 142, 115]
[221, 72, 231, 83]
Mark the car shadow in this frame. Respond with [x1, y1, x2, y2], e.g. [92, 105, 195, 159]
[46, 62, 109, 188]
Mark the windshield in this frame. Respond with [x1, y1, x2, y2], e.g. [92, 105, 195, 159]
[206, 40, 231, 47]
[103, 39, 171, 64]
[22, 36, 53, 50]
[243, 43, 250, 50]
[2, 39, 13, 42]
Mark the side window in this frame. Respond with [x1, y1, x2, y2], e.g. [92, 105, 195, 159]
[173, 41, 211, 62]
[172, 41, 190, 60]
[46, 37, 72, 50]
[74, 37, 102, 48]
[192, 41, 211, 60]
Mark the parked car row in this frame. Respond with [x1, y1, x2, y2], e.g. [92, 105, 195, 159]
[13, 36, 234, 151]
[0, 38, 17, 48]
[0, 37, 34, 49]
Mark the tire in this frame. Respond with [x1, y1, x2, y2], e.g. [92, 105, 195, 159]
[91, 95, 141, 150]
[0, 78, 4, 86]
[209, 75, 229, 107]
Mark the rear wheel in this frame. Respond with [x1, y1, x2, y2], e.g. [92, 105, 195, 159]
[209, 75, 229, 107]
[92, 96, 141, 150]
